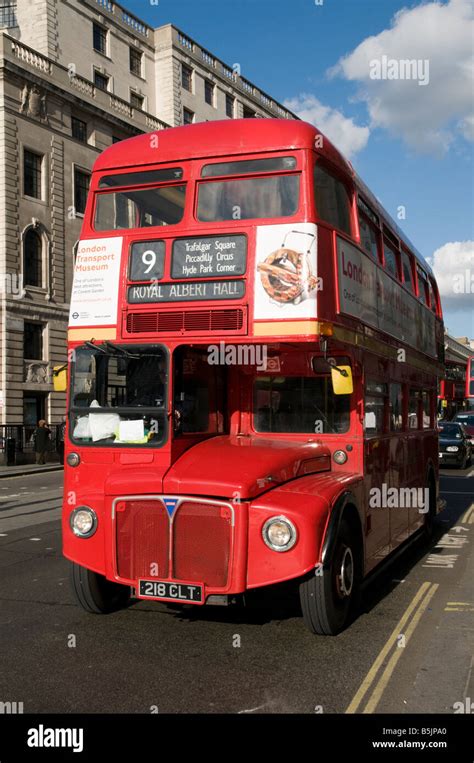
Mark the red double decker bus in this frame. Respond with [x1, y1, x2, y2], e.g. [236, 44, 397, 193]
[466, 356, 474, 410]
[59, 119, 445, 635]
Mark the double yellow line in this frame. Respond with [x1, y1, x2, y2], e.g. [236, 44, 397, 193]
[346, 581, 438, 713]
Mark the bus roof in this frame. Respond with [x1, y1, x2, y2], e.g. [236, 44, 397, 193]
[93, 118, 434, 279]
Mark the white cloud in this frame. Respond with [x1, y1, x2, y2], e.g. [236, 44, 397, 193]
[283, 93, 370, 159]
[330, 0, 474, 153]
[429, 240, 474, 312]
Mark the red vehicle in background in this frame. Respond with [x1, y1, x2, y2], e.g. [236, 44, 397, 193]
[58, 119, 445, 635]
[466, 356, 474, 410]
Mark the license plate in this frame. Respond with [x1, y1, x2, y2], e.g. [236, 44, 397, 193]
[138, 579, 203, 603]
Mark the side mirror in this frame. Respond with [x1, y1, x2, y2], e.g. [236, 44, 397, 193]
[331, 365, 353, 395]
[53, 364, 67, 393]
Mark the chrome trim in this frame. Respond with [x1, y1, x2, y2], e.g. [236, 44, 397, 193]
[262, 515, 297, 553]
[111, 495, 235, 582]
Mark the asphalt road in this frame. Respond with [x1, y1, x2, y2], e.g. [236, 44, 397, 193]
[0, 466, 472, 714]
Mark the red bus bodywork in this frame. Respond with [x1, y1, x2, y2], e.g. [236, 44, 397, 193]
[63, 120, 444, 634]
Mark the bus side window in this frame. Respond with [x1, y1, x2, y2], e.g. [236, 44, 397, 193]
[383, 240, 400, 279]
[401, 250, 414, 292]
[364, 380, 388, 433]
[417, 267, 429, 306]
[314, 162, 352, 236]
[390, 383, 403, 431]
[428, 279, 438, 314]
[408, 389, 420, 429]
[358, 213, 379, 259]
[422, 391, 432, 428]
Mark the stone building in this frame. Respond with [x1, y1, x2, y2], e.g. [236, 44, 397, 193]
[0, 0, 295, 434]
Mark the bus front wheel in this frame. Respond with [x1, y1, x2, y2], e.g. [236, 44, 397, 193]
[299, 520, 360, 636]
[70, 562, 131, 614]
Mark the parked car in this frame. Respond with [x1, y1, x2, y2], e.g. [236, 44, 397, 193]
[452, 413, 474, 446]
[438, 421, 472, 469]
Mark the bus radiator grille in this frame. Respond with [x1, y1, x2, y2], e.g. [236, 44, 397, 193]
[125, 308, 246, 335]
[173, 502, 231, 588]
[116, 500, 170, 580]
[115, 499, 231, 587]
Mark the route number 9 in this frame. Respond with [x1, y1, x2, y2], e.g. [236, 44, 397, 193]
[130, 240, 165, 281]
[142, 250, 156, 274]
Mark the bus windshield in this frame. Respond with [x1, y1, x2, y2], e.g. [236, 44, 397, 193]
[70, 344, 168, 447]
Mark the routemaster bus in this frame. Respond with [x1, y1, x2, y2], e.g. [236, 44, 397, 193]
[58, 119, 445, 635]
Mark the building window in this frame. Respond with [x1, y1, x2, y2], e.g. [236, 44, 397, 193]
[0, 1, 17, 27]
[181, 64, 193, 92]
[72, 116, 87, 143]
[93, 22, 107, 55]
[130, 91, 144, 110]
[242, 105, 257, 118]
[204, 79, 215, 106]
[24, 150, 42, 199]
[24, 228, 42, 287]
[314, 163, 352, 236]
[24, 323, 43, 360]
[183, 108, 194, 125]
[129, 47, 142, 76]
[74, 168, 90, 216]
[94, 70, 109, 92]
[225, 94, 234, 118]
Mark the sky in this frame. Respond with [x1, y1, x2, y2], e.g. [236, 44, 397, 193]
[129, 0, 473, 337]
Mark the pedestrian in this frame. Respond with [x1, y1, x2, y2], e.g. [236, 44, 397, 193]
[34, 420, 51, 465]
[57, 416, 66, 465]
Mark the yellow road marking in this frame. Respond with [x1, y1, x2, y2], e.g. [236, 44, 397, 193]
[460, 505, 474, 524]
[346, 582, 433, 714]
[362, 584, 438, 713]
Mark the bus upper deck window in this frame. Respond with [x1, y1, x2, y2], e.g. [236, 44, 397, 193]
[196, 174, 299, 222]
[428, 279, 438, 314]
[417, 267, 429, 305]
[201, 156, 296, 178]
[402, 251, 414, 292]
[383, 240, 400, 279]
[94, 185, 186, 231]
[314, 163, 352, 236]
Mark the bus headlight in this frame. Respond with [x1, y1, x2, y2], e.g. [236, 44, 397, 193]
[70, 507, 97, 538]
[333, 450, 348, 464]
[262, 516, 297, 552]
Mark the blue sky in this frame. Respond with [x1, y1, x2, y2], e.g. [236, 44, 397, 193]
[130, 0, 473, 336]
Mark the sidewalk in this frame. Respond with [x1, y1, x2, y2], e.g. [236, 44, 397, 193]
[0, 463, 63, 479]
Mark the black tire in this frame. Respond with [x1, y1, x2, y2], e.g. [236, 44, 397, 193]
[299, 519, 360, 636]
[70, 562, 131, 614]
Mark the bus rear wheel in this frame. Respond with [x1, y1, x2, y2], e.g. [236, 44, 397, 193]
[299, 520, 360, 636]
[70, 562, 131, 614]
